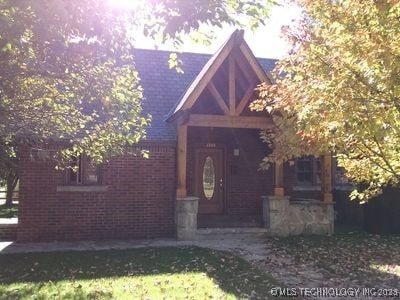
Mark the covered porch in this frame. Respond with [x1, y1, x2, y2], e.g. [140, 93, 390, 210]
[167, 30, 334, 240]
[174, 126, 334, 239]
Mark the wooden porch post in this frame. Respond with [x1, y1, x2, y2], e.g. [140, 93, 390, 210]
[274, 161, 285, 197]
[322, 153, 333, 202]
[176, 125, 188, 198]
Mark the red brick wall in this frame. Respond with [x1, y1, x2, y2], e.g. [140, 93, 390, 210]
[17, 142, 176, 242]
[187, 127, 273, 216]
[0, 224, 17, 241]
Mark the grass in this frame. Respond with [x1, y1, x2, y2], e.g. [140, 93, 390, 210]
[270, 227, 400, 287]
[0, 204, 18, 218]
[0, 246, 279, 299]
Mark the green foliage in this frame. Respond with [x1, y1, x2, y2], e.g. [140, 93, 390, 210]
[0, 0, 151, 167]
[0, 203, 17, 218]
[168, 53, 184, 74]
[141, 0, 274, 45]
[255, 0, 400, 200]
[0, 0, 272, 171]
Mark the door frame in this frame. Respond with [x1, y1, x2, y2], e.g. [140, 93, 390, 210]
[194, 144, 226, 215]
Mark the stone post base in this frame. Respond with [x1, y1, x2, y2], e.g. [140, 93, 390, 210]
[262, 196, 335, 236]
[289, 200, 334, 236]
[176, 197, 199, 240]
[262, 195, 290, 237]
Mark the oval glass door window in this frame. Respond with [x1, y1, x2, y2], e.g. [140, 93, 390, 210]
[203, 156, 215, 200]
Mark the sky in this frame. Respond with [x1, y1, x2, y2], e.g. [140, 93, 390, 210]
[131, 2, 302, 59]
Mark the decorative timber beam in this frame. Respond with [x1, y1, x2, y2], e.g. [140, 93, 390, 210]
[228, 55, 236, 115]
[235, 83, 257, 116]
[233, 51, 257, 84]
[187, 114, 273, 129]
[178, 32, 239, 112]
[239, 42, 271, 84]
[207, 82, 230, 115]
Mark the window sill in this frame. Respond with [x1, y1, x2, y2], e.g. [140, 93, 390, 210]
[293, 185, 321, 191]
[56, 185, 108, 192]
[333, 185, 354, 191]
[293, 185, 355, 192]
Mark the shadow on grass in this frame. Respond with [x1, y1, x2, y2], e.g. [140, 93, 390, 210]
[0, 246, 278, 299]
[271, 226, 400, 287]
[1, 285, 113, 300]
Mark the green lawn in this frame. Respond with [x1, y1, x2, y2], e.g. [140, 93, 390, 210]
[0, 246, 279, 299]
[270, 227, 400, 287]
[0, 204, 18, 218]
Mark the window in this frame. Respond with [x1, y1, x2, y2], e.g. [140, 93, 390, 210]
[67, 155, 101, 185]
[202, 156, 216, 200]
[296, 156, 321, 185]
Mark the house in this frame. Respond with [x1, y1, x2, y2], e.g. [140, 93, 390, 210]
[17, 30, 336, 242]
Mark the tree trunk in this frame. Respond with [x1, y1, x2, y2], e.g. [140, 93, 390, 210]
[5, 175, 18, 206]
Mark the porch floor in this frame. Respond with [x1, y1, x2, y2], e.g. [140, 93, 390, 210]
[197, 214, 263, 228]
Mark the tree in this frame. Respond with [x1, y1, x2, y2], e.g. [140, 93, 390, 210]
[0, 0, 272, 205]
[254, 0, 400, 200]
[0, 145, 17, 206]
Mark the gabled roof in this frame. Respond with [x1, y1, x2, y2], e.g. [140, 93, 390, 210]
[134, 44, 277, 141]
[167, 30, 238, 120]
[166, 29, 272, 121]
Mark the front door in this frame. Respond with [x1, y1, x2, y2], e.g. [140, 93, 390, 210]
[195, 148, 224, 214]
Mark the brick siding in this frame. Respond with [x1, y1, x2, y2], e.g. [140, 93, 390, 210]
[16, 131, 324, 243]
[17, 142, 176, 242]
[0, 224, 17, 241]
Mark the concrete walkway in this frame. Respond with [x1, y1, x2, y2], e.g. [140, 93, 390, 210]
[0, 234, 268, 258]
[0, 217, 17, 224]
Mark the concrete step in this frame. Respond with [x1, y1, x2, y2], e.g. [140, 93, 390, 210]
[198, 214, 263, 228]
[196, 227, 269, 240]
